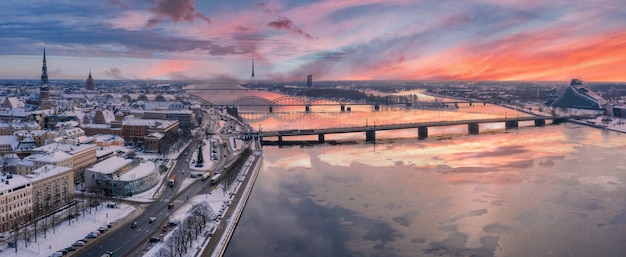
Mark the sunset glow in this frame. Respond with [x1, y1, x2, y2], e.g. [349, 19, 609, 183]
[1, 0, 625, 82]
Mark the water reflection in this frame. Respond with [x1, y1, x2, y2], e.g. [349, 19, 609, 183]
[227, 124, 626, 257]
[190, 84, 626, 256]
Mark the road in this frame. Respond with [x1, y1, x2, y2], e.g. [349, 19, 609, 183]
[72, 140, 216, 257]
[201, 141, 261, 256]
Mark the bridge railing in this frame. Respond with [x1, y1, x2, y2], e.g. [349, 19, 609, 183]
[261, 115, 577, 136]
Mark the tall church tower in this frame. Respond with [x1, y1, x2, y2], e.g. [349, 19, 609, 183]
[86, 70, 95, 91]
[39, 46, 52, 109]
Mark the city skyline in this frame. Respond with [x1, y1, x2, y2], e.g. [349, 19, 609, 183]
[1, 0, 625, 82]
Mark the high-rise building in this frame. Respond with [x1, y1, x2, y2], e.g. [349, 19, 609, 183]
[307, 74, 313, 88]
[86, 70, 95, 91]
[39, 47, 52, 109]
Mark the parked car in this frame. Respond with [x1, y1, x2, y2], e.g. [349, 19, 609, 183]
[85, 233, 98, 238]
[65, 246, 76, 252]
[72, 240, 86, 247]
[149, 236, 160, 243]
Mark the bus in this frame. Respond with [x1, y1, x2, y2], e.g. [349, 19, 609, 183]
[210, 174, 222, 185]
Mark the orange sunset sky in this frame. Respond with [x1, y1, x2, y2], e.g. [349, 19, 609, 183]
[1, 0, 625, 82]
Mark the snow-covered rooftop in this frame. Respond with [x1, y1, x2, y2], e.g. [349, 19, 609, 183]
[118, 161, 157, 181]
[26, 165, 72, 182]
[25, 151, 72, 163]
[0, 135, 19, 148]
[88, 156, 133, 174]
[122, 118, 176, 128]
[96, 145, 126, 158]
[34, 142, 95, 154]
[0, 173, 30, 192]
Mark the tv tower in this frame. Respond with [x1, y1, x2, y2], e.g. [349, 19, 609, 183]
[250, 48, 256, 86]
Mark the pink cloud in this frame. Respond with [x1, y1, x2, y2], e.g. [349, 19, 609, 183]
[149, 0, 211, 25]
[268, 17, 314, 40]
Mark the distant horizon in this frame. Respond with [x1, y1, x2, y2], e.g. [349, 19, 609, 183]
[2, 77, 625, 84]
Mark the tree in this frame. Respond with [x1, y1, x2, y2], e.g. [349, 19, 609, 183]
[121, 94, 132, 102]
[155, 94, 166, 101]
[137, 94, 149, 101]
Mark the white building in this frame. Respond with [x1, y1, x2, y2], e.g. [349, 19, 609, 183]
[85, 156, 159, 196]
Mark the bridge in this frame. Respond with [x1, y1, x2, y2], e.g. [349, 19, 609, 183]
[198, 94, 481, 113]
[260, 116, 571, 143]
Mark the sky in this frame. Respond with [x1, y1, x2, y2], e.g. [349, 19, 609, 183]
[1, 0, 625, 82]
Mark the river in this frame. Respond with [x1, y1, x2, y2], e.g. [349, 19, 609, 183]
[189, 84, 626, 257]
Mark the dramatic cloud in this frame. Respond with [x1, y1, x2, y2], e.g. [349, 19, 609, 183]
[1, 0, 626, 81]
[149, 0, 210, 25]
[268, 17, 314, 40]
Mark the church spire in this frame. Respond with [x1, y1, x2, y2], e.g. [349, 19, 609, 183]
[41, 46, 49, 85]
[86, 68, 95, 91]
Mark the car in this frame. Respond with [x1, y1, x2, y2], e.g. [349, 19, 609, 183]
[85, 233, 98, 238]
[149, 217, 156, 223]
[168, 203, 173, 209]
[131, 221, 137, 228]
[149, 236, 160, 243]
[65, 246, 76, 252]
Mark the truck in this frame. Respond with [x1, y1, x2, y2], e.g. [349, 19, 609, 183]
[168, 174, 176, 187]
[201, 172, 211, 181]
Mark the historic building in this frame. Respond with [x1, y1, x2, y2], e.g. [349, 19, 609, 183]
[39, 47, 52, 110]
[27, 165, 73, 220]
[0, 173, 33, 233]
[85, 70, 95, 91]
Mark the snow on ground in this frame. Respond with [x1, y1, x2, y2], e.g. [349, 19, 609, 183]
[188, 136, 218, 174]
[142, 183, 236, 257]
[0, 204, 135, 257]
[600, 117, 626, 133]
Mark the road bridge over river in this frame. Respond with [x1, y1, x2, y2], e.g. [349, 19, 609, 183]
[261, 115, 576, 143]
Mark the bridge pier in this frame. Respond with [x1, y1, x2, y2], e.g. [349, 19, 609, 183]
[278, 136, 282, 144]
[534, 119, 545, 126]
[505, 121, 519, 130]
[418, 126, 428, 140]
[305, 104, 310, 112]
[341, 104, 345, 112]
[365, 130, 376, 142]
[318, 134, 325, 143]
[269, 106, 273, 113]
[374, 104, 380, 111]
[468, 123, 479, 135]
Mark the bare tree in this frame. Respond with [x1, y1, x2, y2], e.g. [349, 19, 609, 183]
[10, 215, 25, 253]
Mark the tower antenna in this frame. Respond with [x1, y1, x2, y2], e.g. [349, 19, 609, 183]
[250, 48, 256, 86]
